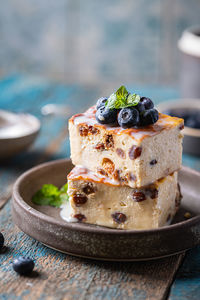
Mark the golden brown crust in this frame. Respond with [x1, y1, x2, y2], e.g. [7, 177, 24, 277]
[69, 106, 184, 143]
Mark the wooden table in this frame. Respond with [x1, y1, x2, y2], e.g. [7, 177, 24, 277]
[0, 75, 200, 300]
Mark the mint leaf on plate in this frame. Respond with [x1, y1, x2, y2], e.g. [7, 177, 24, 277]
[32, 183, 69, 207]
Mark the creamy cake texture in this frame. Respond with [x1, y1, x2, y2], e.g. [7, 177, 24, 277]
[67, 166, 181, 230]
[69, 106, 184, 188]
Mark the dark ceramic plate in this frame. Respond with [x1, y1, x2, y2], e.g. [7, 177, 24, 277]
[12, 159, 200, 261]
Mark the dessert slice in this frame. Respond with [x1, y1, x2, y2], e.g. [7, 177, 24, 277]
[67, 166, 181, 230]
[69, 106, 184, 188]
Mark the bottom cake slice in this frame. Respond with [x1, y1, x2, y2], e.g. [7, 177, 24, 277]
[66, 166, 181, 230]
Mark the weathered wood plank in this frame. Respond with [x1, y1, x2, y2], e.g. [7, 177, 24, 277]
[0, 202, 185, 300]
[169, 245, 200, 300]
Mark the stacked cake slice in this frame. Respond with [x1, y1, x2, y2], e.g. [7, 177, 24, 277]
[67, 88, 184, 230]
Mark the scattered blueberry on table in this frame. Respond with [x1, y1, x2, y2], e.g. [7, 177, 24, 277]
[95, 85, 159, 128]
[12, 256, 35, 275]
[0, 232, 4, 250]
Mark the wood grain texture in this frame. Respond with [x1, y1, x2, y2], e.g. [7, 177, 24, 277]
[0, 202, 185, 300]
[0, 75, 200, 299]
[169, 245, 200, 300]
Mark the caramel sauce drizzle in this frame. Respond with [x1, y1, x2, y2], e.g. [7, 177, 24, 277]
[69, 106, 184, 142]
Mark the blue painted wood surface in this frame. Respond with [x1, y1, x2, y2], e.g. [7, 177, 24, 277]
[0, 74, 200, 299]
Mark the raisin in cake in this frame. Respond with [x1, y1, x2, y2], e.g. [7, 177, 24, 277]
[66, 166, 181, 230]
[69, 106, 184, 188]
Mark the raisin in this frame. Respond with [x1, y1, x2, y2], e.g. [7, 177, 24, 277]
[113, 170, 128, 184]
[73, 193, 87, 207]
[132, 191, 146, 202]
[128, 172, 136, 181]
[128, 145, 142, 160]
[112, 212, 127, 224]
[95, 143, 105, 151]
[79, 125, 88, 136]
[179, 124, 184, 130]
[149, 188, 158, 199]
[88, 126, 100, 135]
[74, 214, 86, 222]
[116, 148, 126, 159]
[104, 134, 114, 149]
[97, 168, 107, 176]
[102, 158, 115, 174]
[113, 169, 121, 181]
[83, 183, 96, 195]
[120, 176, 128, 184]
[150, 159, 157, 166]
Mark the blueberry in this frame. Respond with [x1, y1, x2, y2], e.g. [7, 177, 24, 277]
[134, 102, 145, 114]
[0, 232, 4, 250]
[118, 108, 139, 128]
[13, 256, 35, 275]
[140, 97, 154, 109]
[95, 106, 118, 125]
[96, 97, 107, 110]
[140, 109, 159, 126]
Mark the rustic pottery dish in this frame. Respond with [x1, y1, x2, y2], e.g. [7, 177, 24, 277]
[157, 99, 200, 156]
[12, 159, 200, 261]
[0, 110, 40, 158]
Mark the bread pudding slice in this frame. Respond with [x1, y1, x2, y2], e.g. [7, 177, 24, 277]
[69, 106, 184, 188]
[66, 166, 181, 230]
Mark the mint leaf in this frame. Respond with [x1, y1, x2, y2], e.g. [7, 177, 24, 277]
[105, 93, 117, 109]
[116, 85, 128, 100]
[126, 94, 140, 107]
[105, 86, 140, 109]
[60, 183, 69, 203]
[60, 183, 68, 194]
[32, 183, 69, 207]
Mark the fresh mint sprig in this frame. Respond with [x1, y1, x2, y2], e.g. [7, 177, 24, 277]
[32, 183, 69, 207]
[105, 85, 140, 109]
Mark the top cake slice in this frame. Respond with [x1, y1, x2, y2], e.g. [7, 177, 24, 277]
[69, 105, 184, 188]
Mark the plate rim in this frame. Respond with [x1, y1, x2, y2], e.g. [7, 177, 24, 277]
[12, 158, 200, 236]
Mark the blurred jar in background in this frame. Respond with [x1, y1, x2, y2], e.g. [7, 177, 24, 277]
[178, 26, 200, 98]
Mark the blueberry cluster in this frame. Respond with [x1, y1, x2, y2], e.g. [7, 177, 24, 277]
[95, 97, 159, 128]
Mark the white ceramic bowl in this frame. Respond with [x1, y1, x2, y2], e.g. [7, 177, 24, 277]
[0, 110, 40, 158]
